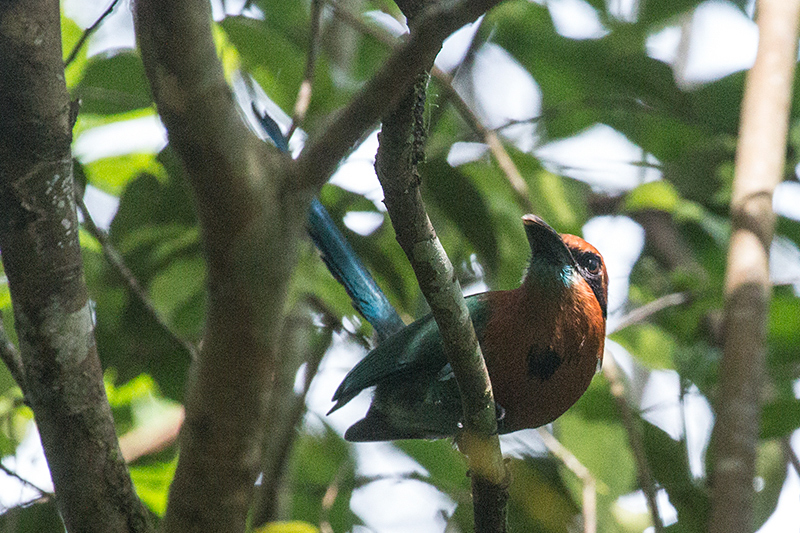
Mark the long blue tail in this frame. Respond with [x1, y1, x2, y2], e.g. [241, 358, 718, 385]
[253, 107, 404, 340]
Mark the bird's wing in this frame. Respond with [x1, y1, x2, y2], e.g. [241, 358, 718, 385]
[329, 295, 490, 413]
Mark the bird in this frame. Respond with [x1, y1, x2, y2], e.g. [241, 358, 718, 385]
[328, 214, 608, 442]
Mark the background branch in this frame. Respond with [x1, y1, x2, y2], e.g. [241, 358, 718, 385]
[77, 196, 198, 361]
[710, 1, 800, 532]
[603, 354, 663, 532]
[64, 0, 121, 67]
[0, 313, 25, 393]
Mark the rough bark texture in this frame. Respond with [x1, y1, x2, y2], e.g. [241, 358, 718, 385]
[710, 1, 800, 532]
[0, 1, 152, 531]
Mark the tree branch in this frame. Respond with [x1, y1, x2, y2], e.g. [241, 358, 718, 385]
[536, 428, 597, 533]
[710, 2, 800, 532]
[0, 1, 151, 531]
[64, 0, 122, 67]
[251, 301, 332, 527]
[134, 1, 305, 531]
[602, 354, 663, 532]
[296, 0, 504, 190]
[372, 4, 509, 531]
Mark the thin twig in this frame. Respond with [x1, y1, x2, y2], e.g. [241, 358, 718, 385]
[0, 310, 25, 392]
[536, 428, 597, 533]
[76, 196, 198, 361]
[602, 352, 664, 532]
[64, 0, 122, 67]
[433, 68, 533, 213]
[296, 0, 504, 189]
[288, 0, 324, 140]
[609, 292, 689, 335]
[783, 437, 800, 478]
[318, 461, 348, 533]
[0, 459, 54, 498]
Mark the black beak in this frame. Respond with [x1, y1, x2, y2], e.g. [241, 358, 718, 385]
[522, 214, 575, 268]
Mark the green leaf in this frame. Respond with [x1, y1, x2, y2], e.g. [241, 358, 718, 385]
[643, 421, 708, 531]
[0, 501, 63, 533]
[422, 157, 500, 272]
[62, 13, 88, 89]
[638, 0, 707, 26]
[557, 411, 637, 529]
[624, 180, 681, 214]
[253, 521, 320, 533]
[611, 323, 677, 369]
[288, 424, 360, 532]
[129, 457, 178, 516]
[507, 457, 581, 532]
[84, 152, 166, 196]
[73, 51, 152, 114]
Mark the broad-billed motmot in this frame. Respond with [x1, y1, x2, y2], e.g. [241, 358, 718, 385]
[328, 215, 608, 441]
[253, 108, 608, 442]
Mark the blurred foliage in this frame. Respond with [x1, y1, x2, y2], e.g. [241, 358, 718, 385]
[1, 0, 800, 531]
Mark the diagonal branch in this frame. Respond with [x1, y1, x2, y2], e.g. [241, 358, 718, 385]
[296, 0, 504, 190]
[710, 1, 800, 532]
[76, 196, 198, 361]
[372, 4, 509, 532]
[603, 354, 663, 532]
[0, 312, 25, 393]
[64, 0, 121, 67]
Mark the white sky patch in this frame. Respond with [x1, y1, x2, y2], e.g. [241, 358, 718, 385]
[329, 131, 386, 209]
[615, 488, 678, 528]
[73, 115, 167, 163]
[351, 478, 456, 533]
[63, 0, 136, 56]
[455, 43, 542, 130]
[774, 181, 800, 221]
[363, 10, 408, 39]
[535, 124, 661, 193]
[82, 185, 120, 231]
[343, 211, 385, 236]
[646, 25, 683, 65]
[547, 0, 608, 39]
[435, 17, 483, 73]
[0, 427, 53, 509]
[682, 1, 758, 84]
[447, 142, 489, 167]
[640, 370, 683, 440]
[583, 215, 645, 319]
[684, 385, 713, 479]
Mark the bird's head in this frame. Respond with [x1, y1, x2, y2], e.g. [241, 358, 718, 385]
[522, 214, 608, 319]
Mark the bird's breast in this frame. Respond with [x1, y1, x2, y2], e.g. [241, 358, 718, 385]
[479, 282, 605, 432]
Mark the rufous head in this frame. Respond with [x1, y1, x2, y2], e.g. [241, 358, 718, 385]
[522, 214, 608, 319]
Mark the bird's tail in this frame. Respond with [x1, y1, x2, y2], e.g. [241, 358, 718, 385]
[252, 107, 404, 340]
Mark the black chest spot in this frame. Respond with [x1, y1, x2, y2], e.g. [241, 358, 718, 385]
[527, 347, 562, 381]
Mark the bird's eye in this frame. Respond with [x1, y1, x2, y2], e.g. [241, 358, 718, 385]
[583, 254, 601, 274]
